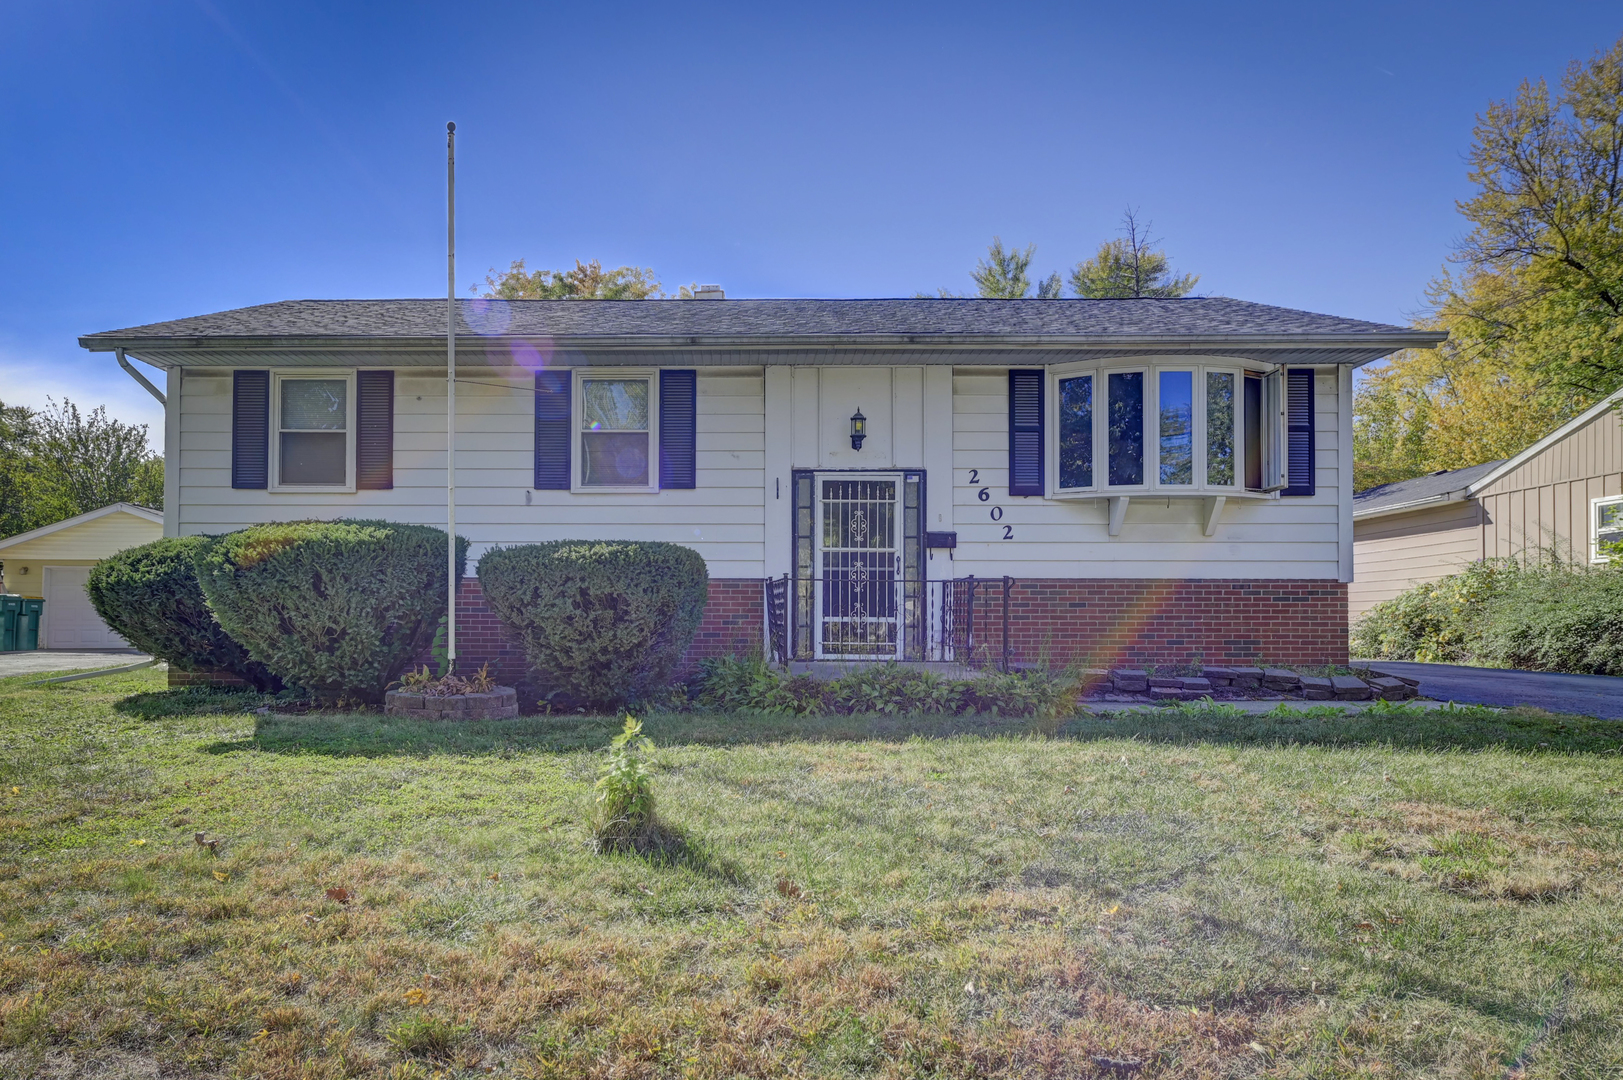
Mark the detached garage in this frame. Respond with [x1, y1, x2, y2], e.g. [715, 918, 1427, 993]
[0, 503, 164, 650]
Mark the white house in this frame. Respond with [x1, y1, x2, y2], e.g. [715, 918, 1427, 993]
[80, 296, 1439, 674]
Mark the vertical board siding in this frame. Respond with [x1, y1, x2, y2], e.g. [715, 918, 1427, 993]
[180, 367, 766, 577]
[951, 366, 1343, 579]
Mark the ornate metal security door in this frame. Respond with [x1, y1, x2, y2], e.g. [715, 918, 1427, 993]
[815, 475, 902, 658]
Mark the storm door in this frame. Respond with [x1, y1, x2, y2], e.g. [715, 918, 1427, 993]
[815, 475, 901, 658]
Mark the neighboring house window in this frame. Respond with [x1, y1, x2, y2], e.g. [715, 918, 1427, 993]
[577, 371, 657, 490]
[1595, 496, 1623, 561]
[1048, 361, 1290, 496]
[272, 372, 355, 490]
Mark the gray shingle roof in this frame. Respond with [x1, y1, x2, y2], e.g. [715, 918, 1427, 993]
[81, 296, 1430, 345]
[1352, 460, 1506, 515]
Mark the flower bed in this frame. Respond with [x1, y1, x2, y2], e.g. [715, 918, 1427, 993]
[383, 665, 518, 721]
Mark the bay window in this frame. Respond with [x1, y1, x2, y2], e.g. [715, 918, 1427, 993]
[1049, 361, 1286, 497]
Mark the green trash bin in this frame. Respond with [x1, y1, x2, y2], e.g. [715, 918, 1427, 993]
[1, 595, 44, 651]
[19, 598, 42, 650]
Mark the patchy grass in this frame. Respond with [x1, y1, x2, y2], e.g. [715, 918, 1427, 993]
[1, 670, 1621, 1078]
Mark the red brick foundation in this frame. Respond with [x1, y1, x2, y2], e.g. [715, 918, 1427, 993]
[960, 578, 1349, 668]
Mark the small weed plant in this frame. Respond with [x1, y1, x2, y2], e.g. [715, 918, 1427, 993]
[591, 716, 663, 854]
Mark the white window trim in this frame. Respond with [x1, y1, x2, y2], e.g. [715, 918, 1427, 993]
[269, 370, 356, 493]
[1047, 358, 1274, 500]
[572, 369, 660, 493]
[1592, 494, 1623, 563]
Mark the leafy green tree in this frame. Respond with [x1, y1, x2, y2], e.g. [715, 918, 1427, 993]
[1352, 33, 1623, 490]
[1069, 210, 1199, 298]
[1439, 35, 1623, 398]
[971, 237, 1051, 298]
[0, 398, 162, 540]
[478, 258, 664, 299]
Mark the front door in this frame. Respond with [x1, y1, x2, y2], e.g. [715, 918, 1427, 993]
[815, 474, 902, 659]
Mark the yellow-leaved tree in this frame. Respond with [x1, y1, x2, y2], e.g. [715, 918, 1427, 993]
[1355, 35, 1623, 490]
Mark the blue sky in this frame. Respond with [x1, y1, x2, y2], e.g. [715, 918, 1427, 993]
[2, 1, 1620, 440]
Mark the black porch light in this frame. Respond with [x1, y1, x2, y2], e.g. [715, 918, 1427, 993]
[849, 408, 867, 450]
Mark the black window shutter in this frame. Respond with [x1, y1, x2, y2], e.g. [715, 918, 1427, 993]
[1008, 369, 1045, 496]
[658, 369, 697, 489]
[356, 370, 394, 489]
[1281, 368, 1316, 497]
[231, 370, 270, 489]
[534, 370, 571, 489]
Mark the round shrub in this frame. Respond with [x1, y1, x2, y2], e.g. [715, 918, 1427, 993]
[86, 536, 280, 691]
[193, 519, 468, 704]
[477, 540, 708, 709]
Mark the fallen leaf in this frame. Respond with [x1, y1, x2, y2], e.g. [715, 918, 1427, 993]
[487, 873, 499, 882]
[130, 839, 147, 846]
[963, 980, 975, 994]
[1248, 1041, 1269, 1054]
[325, 887, 351, 904]
[404, 987, 428, 1005]
[1353, 921, 1375, 931]
[213, 871, 229, 882]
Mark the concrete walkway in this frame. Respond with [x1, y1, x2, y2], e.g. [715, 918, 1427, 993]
[1354, 660, 1623, 720]
[0, 649, 152, 678]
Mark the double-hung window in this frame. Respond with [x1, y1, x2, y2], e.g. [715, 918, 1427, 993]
[1594, 496, 1623, 562]
[1049, 361, 1284, 496]
[576, 372, 657, 490]
[272, 372, 355, 490]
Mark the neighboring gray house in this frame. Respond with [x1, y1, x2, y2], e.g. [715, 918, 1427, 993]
[82, 295, 1438, 670]
[1351, 386, 1623, 619]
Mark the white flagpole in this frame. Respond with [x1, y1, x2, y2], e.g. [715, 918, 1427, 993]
[446, 121, 457, 672]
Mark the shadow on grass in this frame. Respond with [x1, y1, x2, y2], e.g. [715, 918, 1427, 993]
[113, 686, 291, 719]
[172, 695, 1623, 759]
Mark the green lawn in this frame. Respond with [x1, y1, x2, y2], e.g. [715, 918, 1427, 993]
[2, 669, 1621, 1079]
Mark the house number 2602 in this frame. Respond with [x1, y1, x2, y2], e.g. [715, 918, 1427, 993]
[967, 469, 1013, 539]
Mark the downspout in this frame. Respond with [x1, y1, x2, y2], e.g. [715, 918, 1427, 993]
[116, 348, 167, 405]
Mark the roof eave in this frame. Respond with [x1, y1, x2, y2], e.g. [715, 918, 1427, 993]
[81, 330, 1447, 358]
[1352, 490, 1472, 521]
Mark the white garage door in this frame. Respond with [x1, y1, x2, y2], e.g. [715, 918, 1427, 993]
[44, 566, 128, 649]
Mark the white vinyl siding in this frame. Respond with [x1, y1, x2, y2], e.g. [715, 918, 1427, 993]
[175, 367, 766, 578]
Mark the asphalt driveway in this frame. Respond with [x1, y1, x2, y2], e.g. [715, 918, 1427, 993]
[1359, 659, 1623, 720]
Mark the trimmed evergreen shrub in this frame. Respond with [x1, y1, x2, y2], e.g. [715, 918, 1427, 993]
[193, 519, 468, 703]
[85, 536, 280, 691]
[477, 540, 709, 709]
